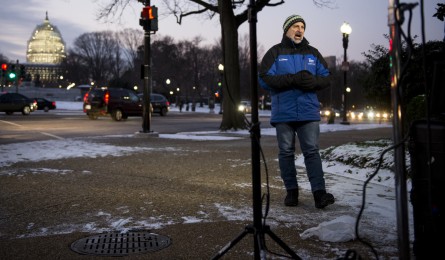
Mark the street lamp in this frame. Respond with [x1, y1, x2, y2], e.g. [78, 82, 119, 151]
[340, 22, 352, 125]
[218, 64, 224, 114]
[165, 78, 171, 102]
[176, 87, 180, 106]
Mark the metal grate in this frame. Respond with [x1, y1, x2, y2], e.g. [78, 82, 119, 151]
[70, 231, 171, 256]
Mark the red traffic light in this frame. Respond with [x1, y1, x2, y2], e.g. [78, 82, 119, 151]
[1, 63, 7, 71]
[139, 5, 158, 31]
[141, 6, 155, 20]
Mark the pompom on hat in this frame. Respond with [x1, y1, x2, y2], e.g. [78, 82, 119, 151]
[283, 15, 306, 33]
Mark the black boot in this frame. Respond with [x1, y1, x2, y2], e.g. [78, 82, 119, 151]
[313, 190, 335, 209]
[284, 188, 299, 206]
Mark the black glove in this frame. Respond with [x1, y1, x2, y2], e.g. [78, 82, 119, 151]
[293, 70, 330, 91]
[293, 70, 316, 91]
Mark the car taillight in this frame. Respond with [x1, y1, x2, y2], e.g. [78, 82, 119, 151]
[166, 101, 170, 106]
[104, 92, 110, 105]
[83, 93, 89, 102]
[52, 101, 56, 106]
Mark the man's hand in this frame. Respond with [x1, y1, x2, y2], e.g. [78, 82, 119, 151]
[293, 70, 316, 90]
[293, 70, 330, 91]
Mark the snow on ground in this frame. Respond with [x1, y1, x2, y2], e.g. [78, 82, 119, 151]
[1, 101, 410, 258]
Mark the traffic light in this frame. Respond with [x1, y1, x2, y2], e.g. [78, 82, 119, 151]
[19, 65, 26, 78]
[139, 5, 158, 32]
[1, 63, 7, 78]
[8, 64, 16, 81]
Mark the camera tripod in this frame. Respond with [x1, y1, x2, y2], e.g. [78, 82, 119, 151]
[212, 1, 300, 259]
[211, 118, 300, 259]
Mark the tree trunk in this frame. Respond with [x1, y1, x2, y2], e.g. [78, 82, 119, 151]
[218, 0, 247, 130]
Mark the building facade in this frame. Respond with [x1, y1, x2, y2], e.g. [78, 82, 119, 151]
[24, 12, 66, 87]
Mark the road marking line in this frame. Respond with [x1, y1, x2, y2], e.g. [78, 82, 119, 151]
[40, 132, 64, 140]
[0, 120, 23, 127]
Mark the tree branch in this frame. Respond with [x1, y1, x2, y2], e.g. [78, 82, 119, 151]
[163, 0, 218, 25]
[265, 0, 284, 7]
[235, 0, 285, 28]
[176, 8, 211, 24]
[96, 0, 133, 23]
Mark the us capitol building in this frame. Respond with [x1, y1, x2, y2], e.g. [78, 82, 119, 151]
[23, 12, 66, 87]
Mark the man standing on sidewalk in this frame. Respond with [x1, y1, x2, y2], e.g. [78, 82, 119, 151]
[259, 14, 335, 209]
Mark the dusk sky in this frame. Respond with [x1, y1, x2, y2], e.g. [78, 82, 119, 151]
[0, 0, 443, 64]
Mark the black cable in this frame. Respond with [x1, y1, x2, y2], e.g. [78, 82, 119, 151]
[219, 34, 273, 225]
[242, 107, 273, 225]
[353, 4, 420, 258]
[396, 3, 417, 134]
[418, 3, 434, 245]
[218, 41, 282, 256]
[354, 133, 410, 260]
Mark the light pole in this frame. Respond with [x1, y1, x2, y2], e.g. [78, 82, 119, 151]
[176, 87, 180, 107]
[218, 64, 224, 114]
[340, 22, 351, 125]
[165, 78, 171, 102]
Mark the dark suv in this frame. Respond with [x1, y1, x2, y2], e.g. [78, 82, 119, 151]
[138, 93, 169, 116]
[83, 87, 143, 121]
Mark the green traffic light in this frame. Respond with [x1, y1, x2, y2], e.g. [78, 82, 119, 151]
[8, 72, 16, 79]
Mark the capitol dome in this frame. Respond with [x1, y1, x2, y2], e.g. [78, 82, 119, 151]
[26, 12, 66, 64]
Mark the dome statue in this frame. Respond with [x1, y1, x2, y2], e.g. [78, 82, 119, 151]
[26, 12, 66, 64]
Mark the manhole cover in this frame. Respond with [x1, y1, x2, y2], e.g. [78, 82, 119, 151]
[70, 231, 171, 256]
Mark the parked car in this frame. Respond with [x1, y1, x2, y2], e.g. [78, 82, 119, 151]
[137, 93, 170, 116]
[83, 87, 142, 121]
[0, 92, 37, 115]
[238, 100, 252, 114]
[33, 98, 56, 112]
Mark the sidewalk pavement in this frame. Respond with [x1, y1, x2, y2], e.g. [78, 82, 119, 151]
[0, 127, 400, 259]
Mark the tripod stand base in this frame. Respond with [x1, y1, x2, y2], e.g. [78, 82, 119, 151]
[212, 224, 301, 259]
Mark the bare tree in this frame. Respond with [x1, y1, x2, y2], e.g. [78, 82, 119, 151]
[117, 28, 144, 70]
[0, 53, 9, 64]
[151, 36, 185, 95]
[71, 31, 122, 86]
[61, 50, 90, 85]
[111, 32, 125, 80]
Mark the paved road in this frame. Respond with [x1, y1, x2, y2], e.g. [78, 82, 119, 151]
[0, 108, 390, 146]
[0, 110, 233, 144]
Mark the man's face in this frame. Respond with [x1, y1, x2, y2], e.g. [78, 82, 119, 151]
[286, 21, 305, 44]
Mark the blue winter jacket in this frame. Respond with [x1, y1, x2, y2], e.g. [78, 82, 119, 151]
[259, 36, 331, 125]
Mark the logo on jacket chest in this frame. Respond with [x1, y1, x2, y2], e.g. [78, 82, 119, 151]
[307, 58, 316, 66]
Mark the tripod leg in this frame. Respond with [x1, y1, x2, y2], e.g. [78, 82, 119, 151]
[264, 225, 301, 260]
[255, 231, 267, 259]
[211, 225, 253, 260]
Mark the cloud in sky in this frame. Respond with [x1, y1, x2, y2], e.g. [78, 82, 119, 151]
[1, 0, 443, 63]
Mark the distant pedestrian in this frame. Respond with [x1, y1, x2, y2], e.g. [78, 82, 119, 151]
[259, 14, 335, 209]
[179, 100, 184, 112]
